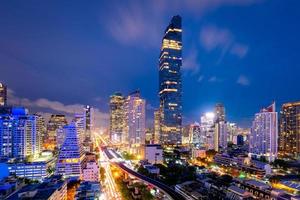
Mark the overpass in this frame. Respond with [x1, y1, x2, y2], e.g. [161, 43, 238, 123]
[103, 148, 186, 200]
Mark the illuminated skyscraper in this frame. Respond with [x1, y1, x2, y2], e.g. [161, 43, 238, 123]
[109, 93, 125, 144]
[73, 113, 85, 143]
[249, 102, 278, 162]
[154, 109, 161, 144]
[84, 105, 92, 140]
[0, 108, 41, 159]
[56, 124, 84, 179]
[279, 101, 300, 158]
[0, 83, 7, 106]
[159, 15, 182, 145]
[214, 121, 228, 152]
[200, 112, 215, 150]
[124, 91, 146, 151]
[215, 103, 225, 122]
[45, 115, 67, 150]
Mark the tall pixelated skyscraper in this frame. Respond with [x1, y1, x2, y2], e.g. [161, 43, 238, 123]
[0, 83, 7, 106]
[56, 124, 84, 179]
[279, 101, 300, 158]
[84, 105, 92, 140]
[249, 102, 278, 162]
[109, 93, 126, 144]
[159, 15, 182, 145]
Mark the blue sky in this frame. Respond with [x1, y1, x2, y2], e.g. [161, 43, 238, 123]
[0, 0, 299, 127]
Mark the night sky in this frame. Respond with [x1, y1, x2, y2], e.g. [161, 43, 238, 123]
[1, 0, 300, 128]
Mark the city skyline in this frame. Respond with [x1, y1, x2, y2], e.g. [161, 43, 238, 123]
[1, 1, 300, 128]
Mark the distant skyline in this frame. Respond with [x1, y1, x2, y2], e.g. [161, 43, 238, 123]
[1, 0, 300, 128]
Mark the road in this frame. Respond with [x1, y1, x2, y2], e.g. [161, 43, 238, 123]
[104, 147, 186, 200]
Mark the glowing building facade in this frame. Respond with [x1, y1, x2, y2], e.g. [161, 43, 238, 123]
[109, 93, 125, 144]
[154, 109, 161, 144]
[84, 105, 92, 140]
[249, 103, 278, 162]
[0, 83, 7, 106]
[124, 91, 146, 151]
[73, 113, 86, 143]
[0, 109, 41, 159]
[46, 115, 67, 150]
[279, 101, 300, 158]
[200, 112, 215, 150]
[56, 124, 84, 179]
[159, 15, 182, 145]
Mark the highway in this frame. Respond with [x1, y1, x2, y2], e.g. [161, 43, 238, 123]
[104, 147, 186, 200]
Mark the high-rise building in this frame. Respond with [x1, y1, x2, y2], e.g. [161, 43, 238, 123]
[159, 15, 183, 145]
[0, 108, 41, 159]
[84, 105, 92, 140]
[56, 124, 84, 179]
[249, 102, 278, 162]
[73, 113, 86, 143]
[124, 91, 146, 151]
[227, 123, 238, 143]
[45, 115, 67, 150]
[109, 93, 125, 144]
[154, 109, 161, 144]
[214, 121, 228, 152]
[215, 103, 225, 123]
[35, 114, 45, 152]
[0, 83, 7, 107]
[200, 112, 215, 150]
[145, 128, 154, 144]
[279, 101, 300, 158]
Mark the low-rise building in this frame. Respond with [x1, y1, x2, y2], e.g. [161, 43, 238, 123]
[75, 181, 102, 200]
[6, 175, 67, 200]
[144, 144, 163, 164]
[83, 161, 99, 182]
[226, 185, 253, 200]
[7, 152, 56, 181]
[175, 181, 207, 200]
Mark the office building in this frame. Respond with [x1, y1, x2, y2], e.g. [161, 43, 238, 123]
[200, 112, 215, 150]
[56, 124, 84, 179]
[45, 115, 67, 150]
[145, 128, 154, 144]
[82, 161, 99, 182]
[75, 181, 102, 200]
[154, 109, 161, 144]
[215, 103, 225, 122]
[73, 113, 86, 143]
[214, 121, 228, 152]
[124, 91, 146, 152]
[6, 175, 67, 200]
[0, 83, 7, 107]
[144, 144, 163, 164]
[249, 102, 278, 162]
[279, 101, 300, 158]
[0, 109, 41, 159]
[109, 92, 125, 145]
[84, 105, 92, 140]
[159, 15, 183, 145]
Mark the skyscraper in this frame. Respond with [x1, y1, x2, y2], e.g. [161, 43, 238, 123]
[73, 113, 86, 143]
[84, 105, 92, 140]
[215, 103, 225, 123]
[56, 124, 84, 179]
[0, 108, 41, 159]
[200, 112, 215, 150]
[279, 101, 300, 158]
[109, 93, 125, 144]
[249, 102, 278, 162]
[124, 91, 146, 151]
[214, 121, 228, 152]
[45, 115, 67, 150]
[0, 83, 7, 106]
[154, 109, 161, 144]
[159, 15, 182, 145]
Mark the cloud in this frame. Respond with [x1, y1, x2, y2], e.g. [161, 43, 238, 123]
[182, 48, 200, 74]
[237, 75, 250, 86]
[7, 89, 109, 128]
[200, 25, 249, 59]
[103, 0, 261, 47]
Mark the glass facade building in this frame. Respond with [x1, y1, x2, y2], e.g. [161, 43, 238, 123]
[159, 15, 182, 145]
